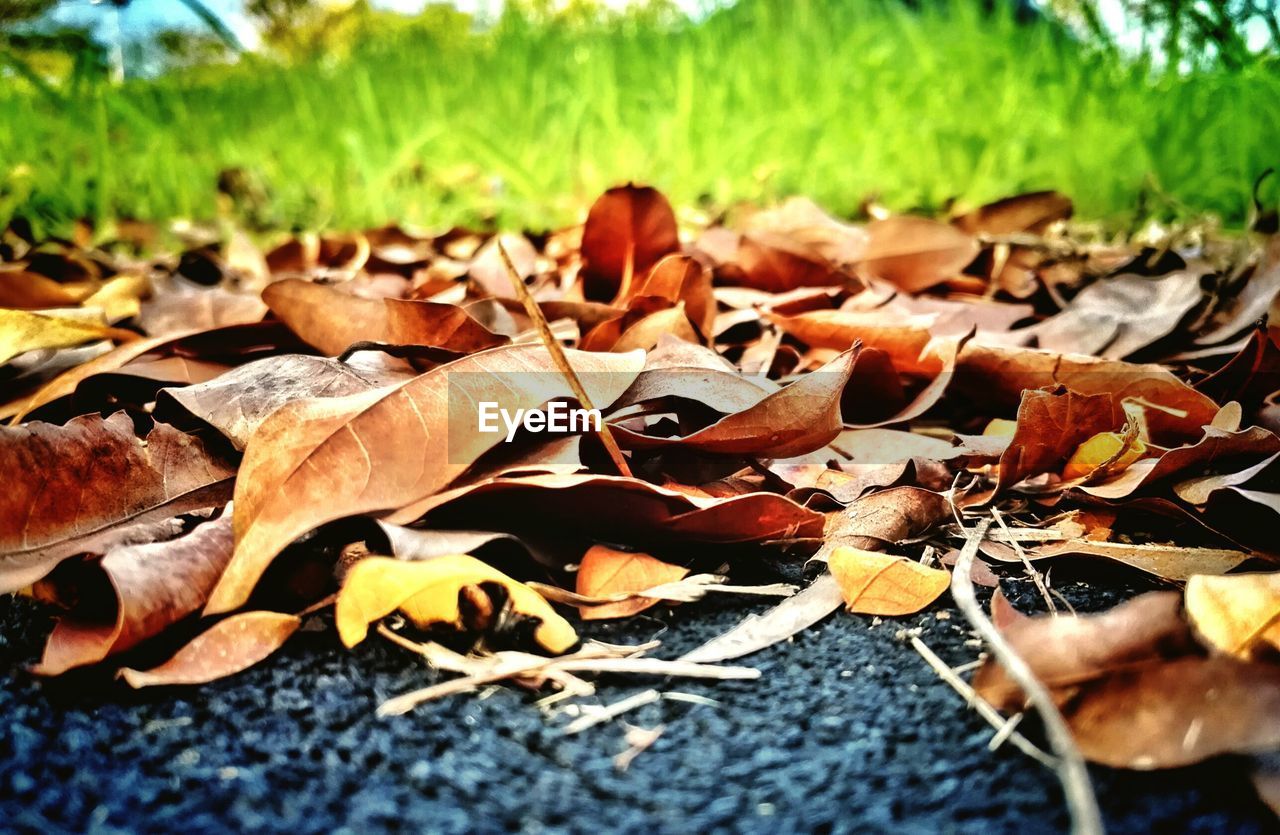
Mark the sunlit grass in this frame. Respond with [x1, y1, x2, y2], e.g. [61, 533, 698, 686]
[2, 0, 1278, 236]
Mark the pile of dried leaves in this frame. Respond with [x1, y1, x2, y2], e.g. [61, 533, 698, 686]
[5, 184, 1280, 818]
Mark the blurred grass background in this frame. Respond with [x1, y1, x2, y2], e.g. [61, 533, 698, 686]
[1, 0, 1278, 237]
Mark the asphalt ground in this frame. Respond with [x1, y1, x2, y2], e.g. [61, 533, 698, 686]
[2, 561, 1276, 835]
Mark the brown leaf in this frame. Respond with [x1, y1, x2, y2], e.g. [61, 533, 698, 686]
[1065, 657, 1280, 769]
[857, 216, 979, 292]
[733, 233, 850, 292]
[995, 387, 1120, 491]
[828, 546, 950, 615]
[611, 349, 857, 457]
[1080, 425, 1280, 500]
[973, 591, 1196, 711]
[818, 486, 951, 559]
[952, 191, 1073, 236]
[0, 413, 235, 593]
[206, 346, 645, 615]
[158, 354, 413, 450]
[576, 545, 690, 620]
[1029, 271, 1205, 359]
[580, 185, 680, 301]
[119, 611, 300, 688]
[262, 278, 508, 356]
[628, 253, 716, 338]
[388, 472, 826, 546]
[980, 539, 1252, 582]
[1185, 571, 1280, 659]
[679, 573, 845, 664]
[32, 514, 233, 675]
[767, 309, 934, 374]
[955, 344, 1218, 446]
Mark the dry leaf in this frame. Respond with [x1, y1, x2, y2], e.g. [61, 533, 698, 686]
[827, 546, 950, 615]
[263, 278, 508, 356]
[0, 308, 135, 364]
[580, 184, 680, 301]
[119, 611, 301, 688]
[857, 216, 979, 292]
[1185, 571, 1280, 659]
[335, 554, 577, 652]
[0, 413, 234, 593]
[575, 545, 690, 620]
[207, 346, 644, 614]
[32, 514, 234, 675]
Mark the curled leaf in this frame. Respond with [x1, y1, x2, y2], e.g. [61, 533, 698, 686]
[335, 554, 577, 653]
[575, 545, 689, 620]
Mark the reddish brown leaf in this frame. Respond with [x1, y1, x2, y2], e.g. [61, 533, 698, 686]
[952, 191, 1073, 236]
[995, 388, 1120, 491]
[32, 514, 234, 675]
[0, 413, 235, 593]
[580, 185, 680, 301]
[206, 346, 645, 615]
[263, 278, 508, 356]
[611, 349, 857, 457]
[576, 545, 690, 620]
[119, 611, 301, 688]
[857, 216, 979, 292]
[159, 354, 413, 450]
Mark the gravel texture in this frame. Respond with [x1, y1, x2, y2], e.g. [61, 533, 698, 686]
[1, 562, 1275, 834]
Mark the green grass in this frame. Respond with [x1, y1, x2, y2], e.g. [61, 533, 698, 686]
[2, 0, 1279, 237]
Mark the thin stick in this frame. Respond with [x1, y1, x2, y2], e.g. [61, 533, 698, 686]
[496, 240, 632, 477]
[988, 712, 1024, 752]
[991, 507, 1057, 615]
[909, 636, 1057, 769]
[563, 689, 661, 735]
[951, 517, 1103, 835]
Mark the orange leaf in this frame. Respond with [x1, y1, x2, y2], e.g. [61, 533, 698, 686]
[119, 611, 300, 688]
[575, 545, 689, 620]
[827, 546, 950, 616]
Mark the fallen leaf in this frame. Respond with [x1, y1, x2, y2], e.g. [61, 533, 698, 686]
[1065, 657, 1280, 769]
[827, 546, 950, 615]
[32, 514, 234, 675]
[611, 349, 857, 457]
[335, 554, 577, 652]
[857, 216, 979, 292]
[1185, 571, 1280, 659]
[0, 413, 235, 593]
[158, 354, 412, 449]
[980, 539, 1252, 581]
[1029, 271, 1204, 359]
[679, 573, 845, 664]
[974, 591, 1196, 711]
[263, 278, 508, 356]
[0, 308, 135, 365]
[580, 184, 680, 301]
[119, 611, 301, 688]
[996, 388, 1120, 490]
[207, 346, 644, 614]
[953, 191, 1073, 235]
[575, 545, 690, 620]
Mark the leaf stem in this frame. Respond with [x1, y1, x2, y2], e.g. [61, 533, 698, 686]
[495, 240, 633, 478]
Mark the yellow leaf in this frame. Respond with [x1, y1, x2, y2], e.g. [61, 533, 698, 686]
[83, 273, 149, 322]
[335, 554, 577, 653]
[0, 308, 129, 364]
[982, 418, 1018, 438]
[1186, 572, 1280, 659]
[1062, 431, 1147, 481]
[828, 546, 950, 616]
[575, 544, 689, 620]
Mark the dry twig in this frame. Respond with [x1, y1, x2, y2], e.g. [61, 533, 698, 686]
[951, 516, 1103, 835]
